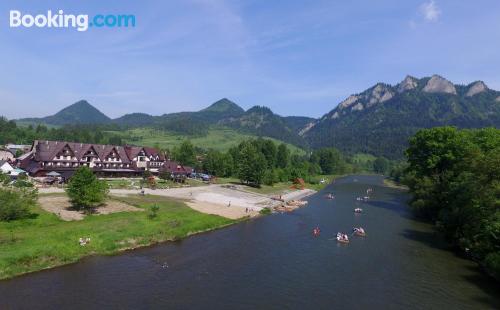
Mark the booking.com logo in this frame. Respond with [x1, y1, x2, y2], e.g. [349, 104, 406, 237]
[9, 10, 135, 32]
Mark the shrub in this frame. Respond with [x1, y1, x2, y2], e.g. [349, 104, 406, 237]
[0, 187, 37, 221]
[259, 207, 272, 215]
[148, 205, 160, 219]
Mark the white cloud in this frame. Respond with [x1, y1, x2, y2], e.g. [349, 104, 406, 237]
[420, 1, 441, 22]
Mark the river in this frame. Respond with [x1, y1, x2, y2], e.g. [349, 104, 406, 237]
[0, 175, 498, 309]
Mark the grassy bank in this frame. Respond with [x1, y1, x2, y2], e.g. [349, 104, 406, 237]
[383, 178, 408, 190]
[215, 175, 340, 195]
[0, 195, 235, 280]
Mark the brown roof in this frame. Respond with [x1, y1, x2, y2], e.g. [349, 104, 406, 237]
[33, 140, 162, 164]
[162, 160, 190, 174]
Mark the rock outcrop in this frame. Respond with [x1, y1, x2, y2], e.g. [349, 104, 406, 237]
[338, 95, 359, 109]
[466, 81, 488, 97]
[397, 75, 418, 93]
[367, 84, 394, 107]
[423, 75, 457, 95]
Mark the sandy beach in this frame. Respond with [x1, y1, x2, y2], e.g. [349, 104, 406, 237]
[39, 184, 316, 219]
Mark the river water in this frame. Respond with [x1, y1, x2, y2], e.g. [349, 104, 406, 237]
[1, 175, 499, 309]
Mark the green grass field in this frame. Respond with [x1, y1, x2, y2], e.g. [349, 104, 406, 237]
[107, 127, 306, 154]
[0, 195, 234, 280]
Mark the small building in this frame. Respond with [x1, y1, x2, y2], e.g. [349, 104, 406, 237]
[5, 144, 31, 156]
[0, 149, 15, 161]
[0, 160, 14, 174]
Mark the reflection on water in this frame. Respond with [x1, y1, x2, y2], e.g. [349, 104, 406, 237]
[0, 175, 498, 309]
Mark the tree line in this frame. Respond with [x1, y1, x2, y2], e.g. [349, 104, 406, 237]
[171, 138, 384, 187]
[402, 126, 499, 281]
[0, 117, 124, 146]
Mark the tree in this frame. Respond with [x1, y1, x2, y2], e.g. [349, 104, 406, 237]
[373, 157, 390, 174]
[108, 135, 122, 146]
[404, 127, 500, 281]
[15, 149, 23, 158]
[203, 150, 223, 176]
[263, 169, 279, 186]
[0, 187, 37, 221]
[255, 139, 277, 169]
[276, 143, 290, 168]
[66, 167, 109, 210]
[311, 148, 347, 174]
[237, 142, 266, 186]
[174, 140, 196, 166]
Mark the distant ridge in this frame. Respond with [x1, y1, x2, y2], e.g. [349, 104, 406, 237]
[13, 74, 500, 158]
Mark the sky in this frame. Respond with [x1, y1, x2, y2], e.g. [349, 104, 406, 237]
[1, 0, 500, 119]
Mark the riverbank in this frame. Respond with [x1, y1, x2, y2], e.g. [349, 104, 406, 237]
[383, 178, 408, 190]
[0, 194, 236, 280]
[39, 184, 317, 220]
[1, 181, 317, 280]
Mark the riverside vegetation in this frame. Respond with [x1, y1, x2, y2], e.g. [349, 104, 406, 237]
[402, 127, 500, 281]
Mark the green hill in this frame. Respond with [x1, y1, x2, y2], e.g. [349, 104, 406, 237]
[19, 100, 111, 125]
[106, 126, 306, 154]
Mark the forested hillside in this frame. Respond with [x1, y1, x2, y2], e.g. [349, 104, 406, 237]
[302, 75, 500, 158]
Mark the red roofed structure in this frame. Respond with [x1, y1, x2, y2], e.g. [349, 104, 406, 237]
[19, 140, 190, 178]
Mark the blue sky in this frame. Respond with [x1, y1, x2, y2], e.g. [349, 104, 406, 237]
[1, 0, 500, 119]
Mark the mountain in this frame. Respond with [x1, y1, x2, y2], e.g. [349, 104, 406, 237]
[283, 116, 316, 134]
[13, 75, 500, 158]
[201, 98, 245, 114]
[302, 75, 500, 159]
[111, 99, 307, 145]
[112, 113, 155, 127]
[220, 106, 308, 147]
[20, 100, 111, 125]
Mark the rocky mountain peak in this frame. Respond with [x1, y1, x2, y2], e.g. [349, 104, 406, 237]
[466, 81, 488, 97]
[367, 84, 394, 107]
[337, 95, 359, 110]
[423, 75, 457, 95]
[397, 75, 418, 93]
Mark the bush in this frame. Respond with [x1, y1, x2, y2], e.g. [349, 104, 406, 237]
[0, 187, 37, 221]
[148, 205, 160, 219]
[259, 207, 272, 215]
[66, 167, 109, 210]
[13, 180, 33, 188]
[0, 173, 10, 186]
